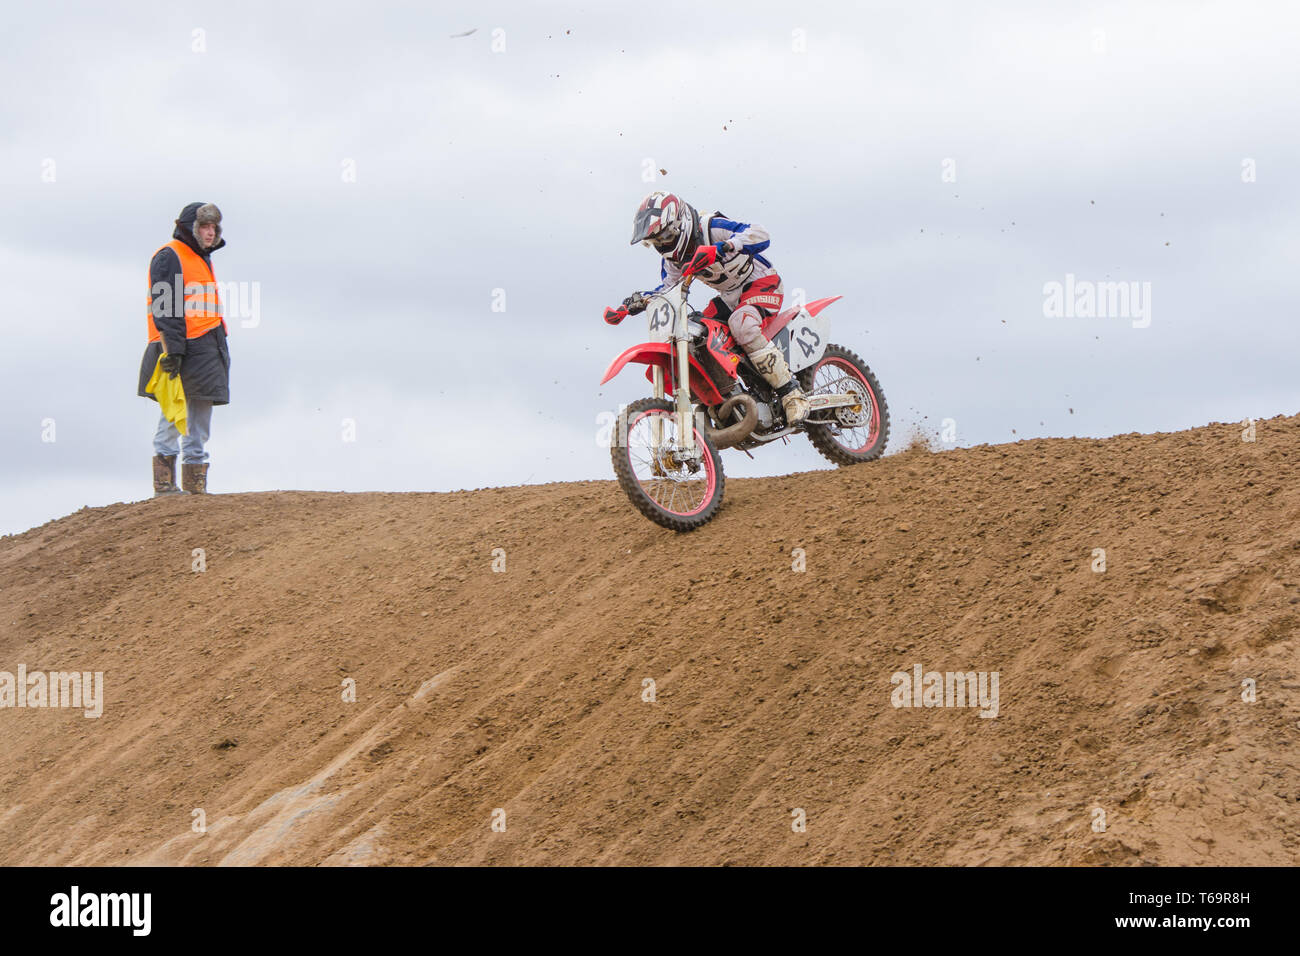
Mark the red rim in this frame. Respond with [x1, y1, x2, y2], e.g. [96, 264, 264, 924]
[625, 409, 717, 516]
[810, 357, 880, 453]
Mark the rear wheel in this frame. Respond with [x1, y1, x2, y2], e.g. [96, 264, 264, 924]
[798, 344, 890, 465]
[611, 397, 725, 531]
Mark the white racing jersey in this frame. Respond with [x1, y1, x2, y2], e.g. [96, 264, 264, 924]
[645, 211, 775, 297]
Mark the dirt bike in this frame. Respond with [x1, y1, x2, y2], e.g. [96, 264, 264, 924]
[600, 273, 889, 531]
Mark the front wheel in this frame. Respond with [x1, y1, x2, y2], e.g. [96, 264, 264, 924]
[798, 344, 890, 466]
[611, 397, 725, 531]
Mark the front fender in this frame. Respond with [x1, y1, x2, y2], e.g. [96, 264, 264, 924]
[600, 341, 727, 406]
[600, 342, 675, 385]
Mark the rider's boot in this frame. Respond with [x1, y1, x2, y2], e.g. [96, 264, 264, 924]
[747, 342, 810, 425]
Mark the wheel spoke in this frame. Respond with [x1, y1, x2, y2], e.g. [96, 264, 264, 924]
[808, 358, 879, 454]
[624, 409, 715, 516]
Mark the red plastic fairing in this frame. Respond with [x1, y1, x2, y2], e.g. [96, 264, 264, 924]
[762, 294, 843, 338]
[807, 295, 843, 318]
[700, 317, 743, 382]
[600, 342, 674, 384]
[599, 341, 727, 406]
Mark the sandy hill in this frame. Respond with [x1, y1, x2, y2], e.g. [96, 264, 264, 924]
[1, 415, 1296, 865]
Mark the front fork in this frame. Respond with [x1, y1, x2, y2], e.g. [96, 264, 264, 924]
[651, 366, 665, 452]
[675, 336, 696, 454]
[674, 275, 699, 455]
[648, 274, 698, 463]
[650, 341, 697, 457]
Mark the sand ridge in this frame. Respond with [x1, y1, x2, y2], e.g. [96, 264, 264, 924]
[0, 415, 1296, 865]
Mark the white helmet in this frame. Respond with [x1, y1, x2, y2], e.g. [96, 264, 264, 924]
[630, 191, 698, 260]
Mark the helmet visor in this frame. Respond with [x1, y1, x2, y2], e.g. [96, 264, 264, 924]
[630, 206, 660, 245]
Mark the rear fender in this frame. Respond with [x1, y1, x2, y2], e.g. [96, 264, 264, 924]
[762, 294, 843, 339]
[767, 296, 842, 374]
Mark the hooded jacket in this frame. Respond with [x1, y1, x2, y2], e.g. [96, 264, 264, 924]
[137, 202, 231, 406]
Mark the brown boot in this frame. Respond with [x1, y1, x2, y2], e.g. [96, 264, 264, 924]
[152, 454, 185, 496]
[181, 462, 209, 494]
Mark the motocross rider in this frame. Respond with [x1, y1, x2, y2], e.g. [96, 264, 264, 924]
[609, 191, 811, 424]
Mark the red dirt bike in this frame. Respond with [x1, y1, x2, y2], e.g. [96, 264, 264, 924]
[600, 273, 889, 531]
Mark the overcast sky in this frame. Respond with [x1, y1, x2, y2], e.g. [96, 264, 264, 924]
[1, 0, 1297, 536]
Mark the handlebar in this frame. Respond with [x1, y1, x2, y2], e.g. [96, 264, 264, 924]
[605, 274, 695, 326]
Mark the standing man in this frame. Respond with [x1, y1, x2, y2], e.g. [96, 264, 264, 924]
[138, 202, 230, 496]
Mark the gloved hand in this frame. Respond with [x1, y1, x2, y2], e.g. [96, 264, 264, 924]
[684, 242, 729, 276]
[160, 353, 183, 376]
[603, 306, 628, 325]
[621, 293, 648, 315]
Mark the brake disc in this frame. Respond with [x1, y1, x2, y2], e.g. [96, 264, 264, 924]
[835, 385, 872, 427]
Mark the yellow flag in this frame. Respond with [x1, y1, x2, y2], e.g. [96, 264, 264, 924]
[145, 354, 188, 436]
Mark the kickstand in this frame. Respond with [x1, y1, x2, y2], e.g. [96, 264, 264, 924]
[740, 447, 755, 459]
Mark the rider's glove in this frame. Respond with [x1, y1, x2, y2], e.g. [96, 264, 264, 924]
[621, 293, 648, 315]
[160, 353, 183, 376]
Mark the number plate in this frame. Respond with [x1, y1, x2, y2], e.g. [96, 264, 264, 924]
[646, 299, 676, 343]
[787, 308, 830, 373]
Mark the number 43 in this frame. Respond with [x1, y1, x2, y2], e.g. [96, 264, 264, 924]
[794, 326, 820, 358]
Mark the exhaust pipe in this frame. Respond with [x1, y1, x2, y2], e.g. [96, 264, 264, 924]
[706, 393, 759, 448]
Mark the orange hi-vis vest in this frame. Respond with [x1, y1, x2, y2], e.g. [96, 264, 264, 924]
[145, 239, 227, 344]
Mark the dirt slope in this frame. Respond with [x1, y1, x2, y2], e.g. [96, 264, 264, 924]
[1, 415, 1297, 866]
